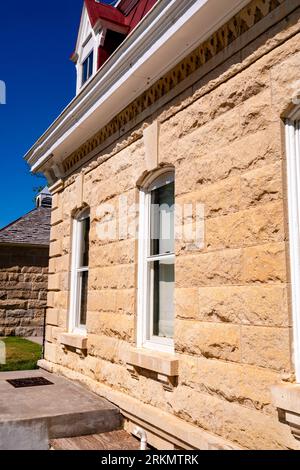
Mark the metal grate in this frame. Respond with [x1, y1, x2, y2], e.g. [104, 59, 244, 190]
[6, 377, 54, 388]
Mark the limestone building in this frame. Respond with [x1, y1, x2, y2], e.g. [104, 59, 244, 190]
[25, 0, 300, 449]
[0, 188, 51, 338]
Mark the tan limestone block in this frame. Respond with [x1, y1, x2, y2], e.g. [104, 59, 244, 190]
[47, 291, 55, 308]
[46, 308, 59, 326]
[240, 162, 283, 209]
[45, 325, 53, 342]
[177, 175, 241, 219]
[87, 311, 134, 342]
[116, 289, 135, 316]
[179, 356, 280, 414]
[88, 290, 117, 313]
[74, 172, 84, 209]
[175, 288, 198, 320]
[175, 320, 240, 362]
[52, 291, 68, 310]
[51, 327, 65, 342]
[49, 240, 62, 259]
[89, 240, 135, 268]
[205, 201, 284, 251]
[222, 400, 300, 450]
[197, 285, 289, 326]
[48, 273, 60, 292]
[51, 206, 63, 226]
[270, 50, 300, 116]
[242, 242, 287, 284]
[169, 385, 224, 436]
[177, 108, 240, 162]
[44, 341, 58, 363]
[51, 192, 60, 211]
[176, 126, 281, 196]
[241, 325, 291, 371]
[239, 90, 277, 137]
[89, 264, 136, 290]
[88, 333, 130, 364]
[176, 249, 242, 287]
[48, 258, 57, 275]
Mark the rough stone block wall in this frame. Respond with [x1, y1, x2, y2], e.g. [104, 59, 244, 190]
[44, 3, 300, 450]
[0, 246, 49, 337]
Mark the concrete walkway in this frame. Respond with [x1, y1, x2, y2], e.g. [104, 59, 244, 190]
[0, 369, 121, 450]
[26, 336, 43, 346]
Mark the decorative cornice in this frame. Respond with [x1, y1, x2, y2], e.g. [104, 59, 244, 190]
[62, 0, 284, 174]
[25, 0, 251, 173]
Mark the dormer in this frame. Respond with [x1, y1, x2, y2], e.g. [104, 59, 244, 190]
[71, 1, 158, 95]
[71, 0, 129, 94]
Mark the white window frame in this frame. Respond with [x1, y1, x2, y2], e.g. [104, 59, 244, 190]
[81, 49, 95, 88]
[286, 111, 300, 383]
[137, 170, 175, 354]
[69, 209, 90, 335]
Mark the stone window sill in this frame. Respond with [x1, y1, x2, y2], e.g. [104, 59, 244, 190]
[60, 333, 87, 356]
[271, 384, 300, 441]
[126, 348, 179, 391]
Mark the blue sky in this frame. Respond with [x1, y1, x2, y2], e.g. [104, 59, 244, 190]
[0, 0, 117, 229]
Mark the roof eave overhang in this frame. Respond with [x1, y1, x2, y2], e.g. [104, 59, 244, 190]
[0, 242, 49, 249]
[25, 0, 250, 174]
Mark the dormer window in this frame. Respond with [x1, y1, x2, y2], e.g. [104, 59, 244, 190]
[82, 50, 94, 86]
[72, 0, 157, 95]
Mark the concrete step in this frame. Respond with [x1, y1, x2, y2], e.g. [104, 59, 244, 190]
[51, 430, 142, 450]
[0, 370, 121, 450]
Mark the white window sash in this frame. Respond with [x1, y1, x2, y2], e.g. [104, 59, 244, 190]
[137, 177, 175, 354]
[69, 217, 88, 335]
[286, 117, 300, 382]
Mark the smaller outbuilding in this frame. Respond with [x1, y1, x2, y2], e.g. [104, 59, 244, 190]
[0, 188, 51, 338]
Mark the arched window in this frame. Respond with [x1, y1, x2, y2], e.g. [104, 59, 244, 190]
[69, 208, 90, 334]
[137, 170, 175, 353]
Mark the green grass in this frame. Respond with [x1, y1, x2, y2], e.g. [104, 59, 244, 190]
[0, 337, 42, 372]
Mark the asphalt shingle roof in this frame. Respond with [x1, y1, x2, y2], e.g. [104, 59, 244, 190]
[0, 207, 51, 246]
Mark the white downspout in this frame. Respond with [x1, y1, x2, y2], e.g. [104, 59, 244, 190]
[133, 427, 148, 450]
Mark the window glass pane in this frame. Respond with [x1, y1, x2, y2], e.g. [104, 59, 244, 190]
[82, 59, 88, 85]
[78, 270, 88, 326]
[151, 258, 174, 338]
[79, 217, 90, 267]
[88, 51, 93, 78]
[150, 182, 174, 256]
[82, 51, 93, 85]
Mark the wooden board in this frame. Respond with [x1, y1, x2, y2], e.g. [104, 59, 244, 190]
[50, 430, 142, 451]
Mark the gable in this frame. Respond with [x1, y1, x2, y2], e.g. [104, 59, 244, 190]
[74, 4, 95, 62]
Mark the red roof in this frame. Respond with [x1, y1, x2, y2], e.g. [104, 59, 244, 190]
[119, 0, 157, 32]
[85, 0, 157, 32]
[72, 1, 158, 65]
[85, 0, 128, 29]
